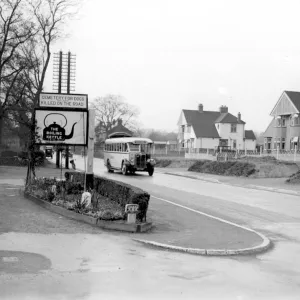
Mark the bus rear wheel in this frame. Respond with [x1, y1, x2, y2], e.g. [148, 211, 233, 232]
[107, 160, 114, 173]
[121, 163, 128, 175]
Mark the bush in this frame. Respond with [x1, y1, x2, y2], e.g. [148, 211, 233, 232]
[188, 160, 256, 177]
[1, 150, 18, 157]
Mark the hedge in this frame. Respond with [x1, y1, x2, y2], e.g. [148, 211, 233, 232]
[65, 171, 150, 222]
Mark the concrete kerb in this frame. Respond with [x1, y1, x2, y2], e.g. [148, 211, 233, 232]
[134, 227, 271, 256]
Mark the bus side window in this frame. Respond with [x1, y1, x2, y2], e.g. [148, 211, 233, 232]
[121, 143, 125, 152]
[125, 143, 128, 152]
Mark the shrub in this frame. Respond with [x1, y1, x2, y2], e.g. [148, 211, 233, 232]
[1, 150, 18, 157]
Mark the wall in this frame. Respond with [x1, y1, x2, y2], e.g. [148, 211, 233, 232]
[195, 137, 219, 149]
[245, 139, 256, 151]
[216, 123, 245, 149]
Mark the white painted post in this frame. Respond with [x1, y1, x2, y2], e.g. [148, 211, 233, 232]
[260, 146, 262, 156]
[86, 109, 96, 190]
[225, 152, 228, 162]
[207, 148, 209, 157]
[165, 143, 168, 155]
[294, 145, 297, 162]
[153, 144, 155, 155]
[276, 146, 279, 160]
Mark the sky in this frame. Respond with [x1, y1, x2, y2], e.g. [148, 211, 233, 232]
[45, 0, 300, 133]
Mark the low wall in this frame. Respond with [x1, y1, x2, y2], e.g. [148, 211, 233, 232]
[65, 171, 150, 222]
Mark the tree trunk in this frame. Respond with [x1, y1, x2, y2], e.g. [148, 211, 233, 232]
[0, 106, 3, 146]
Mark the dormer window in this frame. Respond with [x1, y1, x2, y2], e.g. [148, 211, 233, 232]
[231, 124, 237, 133]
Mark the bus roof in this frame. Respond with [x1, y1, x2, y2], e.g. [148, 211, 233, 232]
[105, 137, 153, 144]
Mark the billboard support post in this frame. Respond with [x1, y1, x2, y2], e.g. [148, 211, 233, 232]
[86, 109, 95, 190]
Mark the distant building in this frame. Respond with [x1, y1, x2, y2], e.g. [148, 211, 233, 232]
[106, 119, 133, 139]
[263, 91, 300, 151]
[152, 141, 178, 152]
[177, 104, 256, 150]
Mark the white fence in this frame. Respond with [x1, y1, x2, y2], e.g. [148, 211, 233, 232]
[184, 148, 300, 163]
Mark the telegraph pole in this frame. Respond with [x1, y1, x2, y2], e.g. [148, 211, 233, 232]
[53, 51, 76, 169]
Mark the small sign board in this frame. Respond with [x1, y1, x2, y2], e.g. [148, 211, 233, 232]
[35, 109, 88, 146]
[125, 204, 139, 213]
[39, 93, 88, 110]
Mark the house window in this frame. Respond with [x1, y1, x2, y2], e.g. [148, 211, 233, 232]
[292, 116, 300, 126]
[282, 118, 286, 127]
[282, 138, 285, 150]
[231, 124, 237, 133]
[276, 118, 281, 127]
[181, 125, 185, 132]
[233, 139, 237, 149]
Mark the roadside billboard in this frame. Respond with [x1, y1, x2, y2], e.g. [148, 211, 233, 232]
[39, 93, 88, 109]
[34, 109, 88, 146]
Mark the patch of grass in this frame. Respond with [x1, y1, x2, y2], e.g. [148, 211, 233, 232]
[286, 170, 300, 184]
[188, 160, 256, 177]
[155, 159, 172, 167]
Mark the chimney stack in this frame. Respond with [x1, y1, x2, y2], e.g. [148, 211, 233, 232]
[237, 112, 241, 122]
[198, 103, 203, 113]
[219, 105, 228, 113]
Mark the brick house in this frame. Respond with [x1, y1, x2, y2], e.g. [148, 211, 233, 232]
[263, 91, 300, 151]
[177, 104, 256, 151]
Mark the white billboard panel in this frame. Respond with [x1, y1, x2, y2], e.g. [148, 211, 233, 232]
[39, 93, 88, 109]
[35, 109, 88, 145]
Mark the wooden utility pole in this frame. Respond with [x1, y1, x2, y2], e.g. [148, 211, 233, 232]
[53, 51, 76, 169]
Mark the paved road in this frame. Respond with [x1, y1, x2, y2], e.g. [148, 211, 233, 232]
[0, 159, 300, 299]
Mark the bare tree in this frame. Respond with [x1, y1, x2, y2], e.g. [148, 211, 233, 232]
[24, 0, 79, 182]
[0, 0, 36, 144]
[92, 94, 140, 140]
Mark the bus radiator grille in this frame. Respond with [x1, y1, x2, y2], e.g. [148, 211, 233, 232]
[136, 154, 146, 168]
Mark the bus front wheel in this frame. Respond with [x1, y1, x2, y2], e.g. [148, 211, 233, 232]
[148, 166, 154, 176]
[122, 163, 128, 175]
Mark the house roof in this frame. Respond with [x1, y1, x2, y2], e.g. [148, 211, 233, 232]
[106, 119, 133, 138]
[245, 130, 256, 140]
[263, 118, 275, 137]
[215, 113, 246, 124]
[285, 91, 300, 112]
[182, 109, 245, 138]
[182, 110, 220, 138]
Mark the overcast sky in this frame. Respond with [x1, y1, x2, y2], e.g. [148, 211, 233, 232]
[45, 0, 300, 133]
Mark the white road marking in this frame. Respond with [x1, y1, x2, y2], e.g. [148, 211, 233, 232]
[2, 257, 19, 262]
[152, 195, 258, 234]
